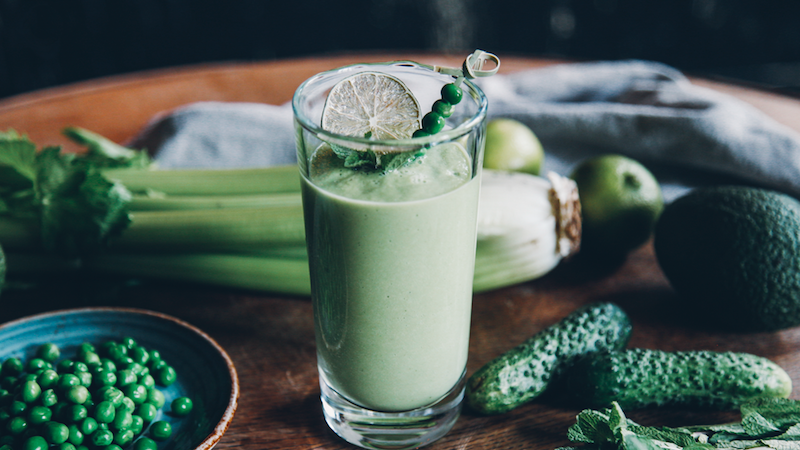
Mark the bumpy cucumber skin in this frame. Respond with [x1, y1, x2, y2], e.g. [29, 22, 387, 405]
[565, 348, 793, 410]
[465, 302, 632, 415]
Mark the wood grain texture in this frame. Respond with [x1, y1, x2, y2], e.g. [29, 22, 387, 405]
[1, 52, 799, 449]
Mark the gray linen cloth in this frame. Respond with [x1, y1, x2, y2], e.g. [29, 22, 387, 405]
[130, 60, 800, 202]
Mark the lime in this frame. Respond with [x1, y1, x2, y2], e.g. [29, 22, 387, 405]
[570, 154, 663, 256]
[321, 71, 421, 139]
[483, 118, 544, 175]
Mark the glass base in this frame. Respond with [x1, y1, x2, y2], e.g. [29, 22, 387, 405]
[319, 370, 465, 449]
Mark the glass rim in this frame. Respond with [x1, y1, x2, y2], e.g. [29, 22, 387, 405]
[292, 61, 489, 149]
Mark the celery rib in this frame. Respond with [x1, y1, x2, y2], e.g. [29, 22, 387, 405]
[102, 165, 301, 196]
[128, 192, 303, 211]
[85, 253, 312, 296]
[114, 206, 307, 251]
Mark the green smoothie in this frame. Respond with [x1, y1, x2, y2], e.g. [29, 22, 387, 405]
[302, 142, 480, 412]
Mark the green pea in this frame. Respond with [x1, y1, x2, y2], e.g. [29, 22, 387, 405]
[76, 343, 95, 358]
[107, 345, 128, 362]
[79, 417, 98, 435]
[90, 428, 113, 447]
[42, 421, 70, 444]
[0, 409, 9, 422]
[98, 359, 116, 373]
[77, 371, 92, 388]
[61, 404, 88, 423]
[115, 369, 137, 387]
[421, 112, 445, 134]
[57, 359, 75, 372]
[6, 415, 28, 434]
[2, 358, 23, 376]
[154, 366, 176, 387]
[27, 405, 52, 425]
[139, 374, 155, 389]
[37, 369, 60, 389]
[119, 396, 135, 413]
[9, 399, 27, 415]
[93, 400, 116, 423]
[96, 386, 124, 407]
[114, 428, 134, 446]
[80, 351, 101, 366]
[40, 388, 58, 407]
[111, 409, 132, 431]
[130, 414, 144, 434]
[57, 374, 81, 391]
[0, 445, 11, 450]
[66, 385, 90, 404]
[149, 420, 171, 441]
[171, 396, 193, 416]
[135, 403, 157, 423]
[68, 423, 84, 445]
[36, 343, 61, 362]
[103, 444, 123, 450]
[125, 384, 148, 405]
[21, 380, 42, 403]
[145, 388, 165, 408]
[148, 350, 162, 364]
[26, 358, 49, 373]
[441, 83, 463, 105]
[412, 129, 431, 138]
[22, 373, 38, 382]
[23, 435, 48, 450]
[130, 347, 149, 365]
[149, 359, 167, 372]
[431, 99, 454, 118]
[71, 362, 89, 374]
[57, 443, 77, 450]
[126, 362, 145, 376]
[133, 437, 157, 450]
[93, 369, 117, 389]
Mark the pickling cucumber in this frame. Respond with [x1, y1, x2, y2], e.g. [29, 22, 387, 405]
[465, 302, 632, 415]
[563, 348, 793, 410]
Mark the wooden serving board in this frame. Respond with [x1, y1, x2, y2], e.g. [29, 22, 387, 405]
[2, 53, 800, 449]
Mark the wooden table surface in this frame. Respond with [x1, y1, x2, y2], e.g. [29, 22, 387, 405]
[2, 52, 800, 449]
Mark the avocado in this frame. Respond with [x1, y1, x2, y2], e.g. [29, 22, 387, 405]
[654, 185, 800, 331]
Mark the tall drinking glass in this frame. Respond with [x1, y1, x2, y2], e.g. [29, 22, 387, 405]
[293, 60, 488, 449]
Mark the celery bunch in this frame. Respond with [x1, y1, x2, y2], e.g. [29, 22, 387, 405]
[0, 127, 581, 296]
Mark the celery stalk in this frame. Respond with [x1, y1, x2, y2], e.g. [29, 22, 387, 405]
[128, 192, 302, 211]
[102, 165, 301, 196]
[85, 253, 312, 296]
[112, 206, 306, 251]
[80, 239, 547, 295]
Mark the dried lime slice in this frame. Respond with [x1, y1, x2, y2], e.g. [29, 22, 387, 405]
[321, 71, 421, 140]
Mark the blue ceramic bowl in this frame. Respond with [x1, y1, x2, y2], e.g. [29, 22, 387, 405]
[0, 307, 238, 450]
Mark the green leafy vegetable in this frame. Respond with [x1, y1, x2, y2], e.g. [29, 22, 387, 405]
[564, 399, 800, 450]
[0, 128, 150, 256]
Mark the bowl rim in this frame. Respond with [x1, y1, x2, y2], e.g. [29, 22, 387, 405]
[0, 306, 240, 450]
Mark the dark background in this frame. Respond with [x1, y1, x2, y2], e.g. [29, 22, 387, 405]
[2, 0, 800, 99]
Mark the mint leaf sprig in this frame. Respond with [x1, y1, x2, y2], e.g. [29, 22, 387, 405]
[563, 399, 800, 450]
[330, 143, 426, 173]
